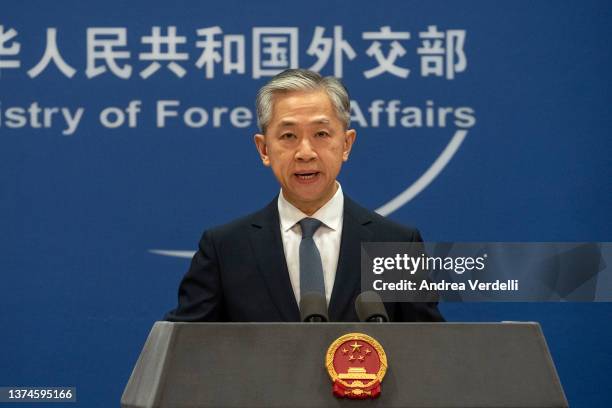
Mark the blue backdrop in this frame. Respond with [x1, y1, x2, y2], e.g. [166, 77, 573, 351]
[1, 1, 611, 406]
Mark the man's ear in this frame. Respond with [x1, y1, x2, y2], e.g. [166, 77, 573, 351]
[254, 133, 271, 167]
[342, 129, 357, 162]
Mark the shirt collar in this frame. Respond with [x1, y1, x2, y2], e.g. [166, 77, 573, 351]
[278, 182, 344, 232]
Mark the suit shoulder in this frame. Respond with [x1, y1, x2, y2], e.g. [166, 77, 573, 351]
[370, 213, 422, 241]
[345, 197, 422, 241]
[201, 200, 275, 242]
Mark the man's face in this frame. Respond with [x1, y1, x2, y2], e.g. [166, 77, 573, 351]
[254, 90, 356, 215]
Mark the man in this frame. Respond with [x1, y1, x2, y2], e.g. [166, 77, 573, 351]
[166, 69, 443, 322]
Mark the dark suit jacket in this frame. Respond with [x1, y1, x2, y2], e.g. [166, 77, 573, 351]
[165, 195, 443, 322]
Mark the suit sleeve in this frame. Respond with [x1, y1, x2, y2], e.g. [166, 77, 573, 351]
[164, 230, 226, 322]
[396, 228, 445, 322]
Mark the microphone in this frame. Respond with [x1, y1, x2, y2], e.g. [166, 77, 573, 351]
[355, 291, 389, 322]
[299, 292, 329, 322]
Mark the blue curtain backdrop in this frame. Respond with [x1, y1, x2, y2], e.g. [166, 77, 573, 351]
[1, 1, 611, 406]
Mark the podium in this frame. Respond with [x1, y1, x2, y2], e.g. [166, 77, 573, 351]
[121, 322, 568, 408]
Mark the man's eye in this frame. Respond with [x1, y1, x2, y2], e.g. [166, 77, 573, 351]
[280, 133, 296, 139]
[316, 131, 330, 137]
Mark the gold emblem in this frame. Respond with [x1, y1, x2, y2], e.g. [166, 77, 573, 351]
[325, 333, 387, 399]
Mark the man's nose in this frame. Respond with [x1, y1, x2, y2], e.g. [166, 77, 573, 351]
[295, 137, 317, 161]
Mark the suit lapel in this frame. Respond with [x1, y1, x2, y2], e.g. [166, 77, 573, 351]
[248, 198, 301, 322]
[328, 196, 373, 321]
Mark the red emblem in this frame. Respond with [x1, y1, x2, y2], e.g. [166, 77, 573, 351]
[325, 333, 388, 399]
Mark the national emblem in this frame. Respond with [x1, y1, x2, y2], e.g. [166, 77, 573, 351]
[325, 333, 387, 399]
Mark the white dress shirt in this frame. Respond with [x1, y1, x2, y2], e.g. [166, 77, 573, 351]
[277, 183, 344, 305]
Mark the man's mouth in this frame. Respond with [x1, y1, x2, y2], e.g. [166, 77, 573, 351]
[294, 171, 320, 182]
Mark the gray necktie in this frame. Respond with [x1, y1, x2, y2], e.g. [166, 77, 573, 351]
[299, 218, 325, 297]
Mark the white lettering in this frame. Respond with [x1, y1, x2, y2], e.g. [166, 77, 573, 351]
[100, 107, 125, 128]
[157, 100, 180, 127]
[184, 107, 209, 128]
[62, 107, 84, 135]
[230, 107, 252, 128]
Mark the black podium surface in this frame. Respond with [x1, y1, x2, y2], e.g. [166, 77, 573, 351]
[122, 322, 567, 408]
